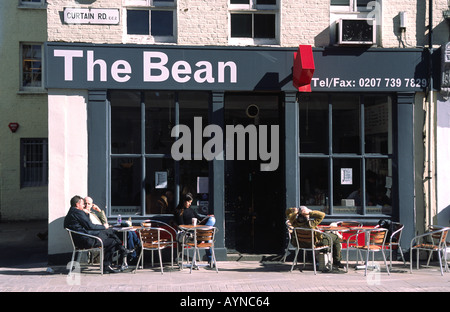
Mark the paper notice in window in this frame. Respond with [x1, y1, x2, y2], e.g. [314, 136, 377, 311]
[155, 171, 168, 189]
[341, 168, 353, 185]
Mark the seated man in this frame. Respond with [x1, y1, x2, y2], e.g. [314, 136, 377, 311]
[64, 195, 131, 273]
[286, 206, 344, 269]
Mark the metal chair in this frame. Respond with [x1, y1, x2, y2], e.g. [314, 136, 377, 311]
[183, 226, 218, 273]
[290, 227, 333, 275]
[66, 228, 104, 275]
[141, 219, 179, 264]
[410, 226, 450, 276]
[354, 228, 390, 276]
[281, 219, 296, 262]
[337, 221, 364, 271]
[134, 227, 175, 274]
[384, 222, 406, 269]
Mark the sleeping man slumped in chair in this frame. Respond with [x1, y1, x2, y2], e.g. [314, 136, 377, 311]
[286, 206, 344, 270]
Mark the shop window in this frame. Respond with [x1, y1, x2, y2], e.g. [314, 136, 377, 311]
[299, 94, 393, 216]
[20, 138, 48, 187]
[21, 43, 43, 90]
[125, 0, 176, 42]
[109, 90, 210, 217]
[229, 0, 278, 45]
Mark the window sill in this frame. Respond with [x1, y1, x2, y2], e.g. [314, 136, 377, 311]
[18, 4, 48, 10]
[17, 89, 48, 95]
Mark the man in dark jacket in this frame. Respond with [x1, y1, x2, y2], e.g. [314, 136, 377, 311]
[64, 195, 130, 273]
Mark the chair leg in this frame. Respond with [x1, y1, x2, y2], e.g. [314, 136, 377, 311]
[312, 251, 317, 275]
[381, 250, 390, 275]
[158, 249, 163, 274]
[68, 250, 76, 275]
[290, 249, 299, 272]
[190, 248, 196, 274]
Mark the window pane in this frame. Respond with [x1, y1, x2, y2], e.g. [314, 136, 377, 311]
[110, 91, 141, 154]
[364, 95, 392, 154]
[127, 10, 149, 35]
[230, 0, 249, 4]
[331, 0, 350, 5]
[151, 10, 173, 36]
[299, 94, 328, 153]
[180, 159, 210, 214]
[333, 158, 362, 214]
[145, 91, 175, 155]
[231, 14, 252, 38]
[179, 91, 210, 158]
[332, 94, 360, 153]
[257, 0, 276, 5]
[300, 158, 329, 213]
[22, 44, 42, 87]
[254, 14, 275, 38]
[366, 159, 392, 215]
[145, 158, 175, 214]
[111, 157, 141, 215]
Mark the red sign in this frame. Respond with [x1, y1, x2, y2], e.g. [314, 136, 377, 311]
[293, 45, 315, 92]
[8, 122, 19, 133]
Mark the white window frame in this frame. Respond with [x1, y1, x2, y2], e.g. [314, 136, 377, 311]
[331, 0, 376, 13]
[330, 0, 380, 46]
[124, 0, 177, 43]
[228, 0, 279, 46]
[20, 42, 44, 91]
[18, 0, 46, 9]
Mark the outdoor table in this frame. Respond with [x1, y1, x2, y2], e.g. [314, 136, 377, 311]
[111, 225, 140, 268]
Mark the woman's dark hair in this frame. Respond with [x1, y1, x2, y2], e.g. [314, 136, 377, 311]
[176, 192, 194, 215]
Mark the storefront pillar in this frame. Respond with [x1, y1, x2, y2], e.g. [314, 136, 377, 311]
[284, 91, 299, 209]
[396, 92, 416, 249]
[209, 91, 227, 259]
[87, 90, 108, 210]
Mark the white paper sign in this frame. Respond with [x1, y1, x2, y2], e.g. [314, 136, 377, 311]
[64, 8, 120, 25]
[341, 168, 353, 185]
[155, 171, 168, 189]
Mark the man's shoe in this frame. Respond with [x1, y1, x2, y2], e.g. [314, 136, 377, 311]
[105, 265, 120, 273]
[334, 261, 345, 269]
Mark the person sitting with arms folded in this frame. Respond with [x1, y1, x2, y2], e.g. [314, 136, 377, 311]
[64, 195, 132, 273]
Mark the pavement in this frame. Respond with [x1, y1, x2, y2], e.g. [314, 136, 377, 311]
[1, 220, 450, 298]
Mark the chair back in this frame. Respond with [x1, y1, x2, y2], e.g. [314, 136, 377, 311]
[194, 227, 216, 248]
[140, 227, 174, 249]
[368, 228, 388, 248]
[431, 228, 449, 248]
[390, 222, 404, 244]
[293, 227, 317, 249]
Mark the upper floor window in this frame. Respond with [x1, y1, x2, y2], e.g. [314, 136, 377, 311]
[229, 0, 278, 45]
[331, 0, 374, 12]
[19, 0, 46, 8]
[21, 43, 43, 90]
[125, 0, 176, 43]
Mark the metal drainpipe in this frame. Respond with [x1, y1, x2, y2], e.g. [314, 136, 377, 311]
[427, 0, 434, 228]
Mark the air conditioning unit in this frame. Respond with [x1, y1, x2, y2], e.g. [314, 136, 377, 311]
[336, 18, 376, 45]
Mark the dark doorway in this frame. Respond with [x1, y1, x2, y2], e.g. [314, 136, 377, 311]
[224, 93, 284, 254]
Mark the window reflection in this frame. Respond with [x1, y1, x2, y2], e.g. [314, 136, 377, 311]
[332, 94, 360, 154]
[300, 158, 329, 212]
[299, 94, 328, 153]
[110, 91, 141, 154]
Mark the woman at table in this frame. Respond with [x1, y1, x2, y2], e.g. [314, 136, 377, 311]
[174, 192, 215, 264]
[286, 206, 344, 270]
[174, 192, 215, 227]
